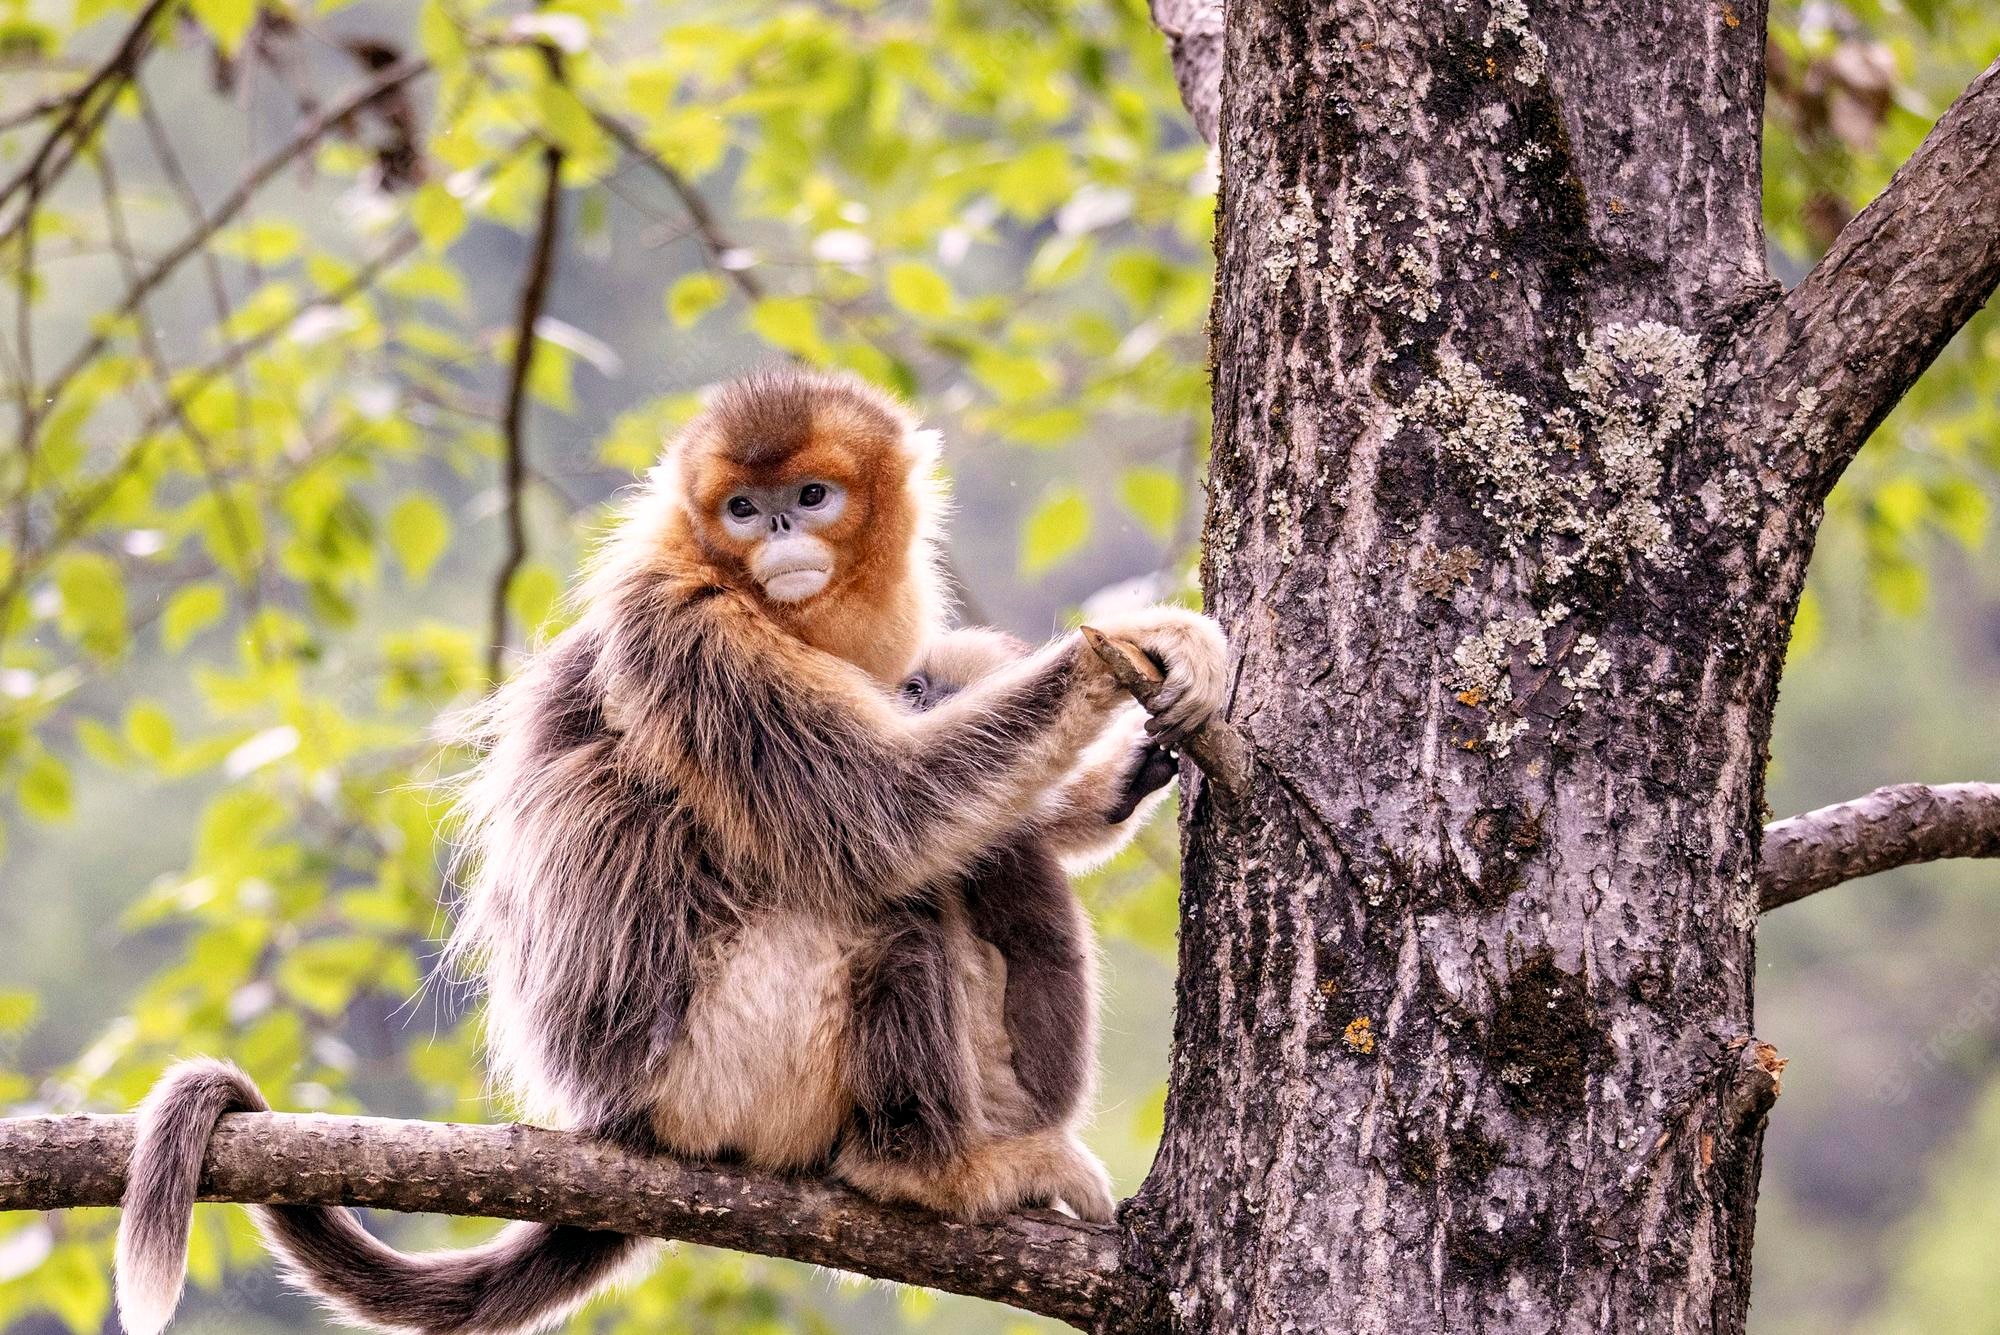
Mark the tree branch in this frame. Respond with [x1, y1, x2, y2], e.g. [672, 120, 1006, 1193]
[1730, 55, 2000, 495]
[1147, 0, 1225, 146]
[586, 103, 766, 301]
[0, 1112, 1128, 1329]
[487, 45, 566, 683]
[1081, 625, 1251, 802]
[1759, 782, 2000, 911]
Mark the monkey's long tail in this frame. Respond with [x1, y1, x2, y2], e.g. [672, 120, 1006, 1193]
[115, 1059, 653, 1335]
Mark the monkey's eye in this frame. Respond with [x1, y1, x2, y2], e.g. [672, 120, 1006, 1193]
[727, 496, 757, 520]
[798, 483, 829, 508]
[900, 675, 927, 700]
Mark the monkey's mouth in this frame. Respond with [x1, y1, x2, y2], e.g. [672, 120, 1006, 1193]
[759, 562, 832, 603]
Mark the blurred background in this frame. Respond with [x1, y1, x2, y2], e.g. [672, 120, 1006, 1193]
[0, 1, 1993, 1331]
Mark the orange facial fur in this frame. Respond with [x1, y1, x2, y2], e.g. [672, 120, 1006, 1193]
[658, 368, 946, 683]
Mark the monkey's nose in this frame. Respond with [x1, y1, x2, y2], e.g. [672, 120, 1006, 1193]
[769, 514, 793, 534]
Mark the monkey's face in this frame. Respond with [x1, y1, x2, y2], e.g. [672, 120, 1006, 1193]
[670, 369, 933, 614]
[715, 477, 849, 603]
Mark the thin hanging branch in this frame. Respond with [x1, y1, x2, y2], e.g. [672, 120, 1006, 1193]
[486, 42, 567, 682]
[0, 0, 177, 227]
[0, 1112, 1134, 1330]
[1759, 782, 2000, 911]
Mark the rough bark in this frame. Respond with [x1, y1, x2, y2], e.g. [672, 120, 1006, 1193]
[1118, 3, 1992, 1332]
[0, 1113, 1130, 1328]
[1760, 782, 2000, 912]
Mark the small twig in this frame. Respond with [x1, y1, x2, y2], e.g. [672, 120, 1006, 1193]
[1080, 624, 1251, 802]
[487, 40, 566, 682]
[0, 0, 176, 224]
[586, 102, 765, 301]
[1759, 781, 2000, 911]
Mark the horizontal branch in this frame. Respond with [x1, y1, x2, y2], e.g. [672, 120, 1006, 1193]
[1759, 782, 2000, 911]
[0, 1112, 1130, 1329]
[1731, 55, 2000, 493]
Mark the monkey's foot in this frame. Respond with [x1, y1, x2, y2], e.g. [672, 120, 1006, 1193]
[834, 1128, 1115, 1223]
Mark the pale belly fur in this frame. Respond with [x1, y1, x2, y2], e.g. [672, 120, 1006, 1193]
[647, 910, 865, 1170]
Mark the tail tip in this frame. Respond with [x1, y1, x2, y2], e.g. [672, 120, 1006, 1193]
[114, 1241, 185, 1335]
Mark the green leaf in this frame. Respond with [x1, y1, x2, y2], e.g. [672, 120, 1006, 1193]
[536, 82, 606, 159]
[18, 749, 71, 823]
[1020, 489, 1091, 575]
[387, 493, 452, 585]
[53, 550, 127, 658]
[188, 0, 257, 53]
[1120, 467, 1183, 543]
[162, 582, 227, 651]
[125, 701, 176, 764]
[885, 261, 954, 318]
[667, 272, 727, 328]
[278, 939, 376, 1016]
[971, 348, 1058, 405]
[217, 220, 306, 266]
[748, 296, 829, 361]
[507, 563, 563, 640]
[411, 183, 467, 254]
[41, 1241, 110, 1333]
[0, 990, 38, 1035]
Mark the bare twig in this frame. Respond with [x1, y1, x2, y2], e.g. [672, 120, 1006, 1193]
[0, 1112, 1131, 1330]
[1760, 782, 2000, 911]
[1080, 624, 1251, 801]
[587, 103, 765, 301]
[0, 0, 177, 225]
[1729, 56, 2000, 498]
[486, 45, 566, 683]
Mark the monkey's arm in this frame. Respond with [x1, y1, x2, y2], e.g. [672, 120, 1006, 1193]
[595, 581, 1220, 903]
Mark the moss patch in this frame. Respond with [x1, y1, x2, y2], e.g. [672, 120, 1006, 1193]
[1488, 950, 1600, 1117]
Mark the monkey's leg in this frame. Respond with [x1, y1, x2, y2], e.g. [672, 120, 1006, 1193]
[844, 896, 976, 1167]
[958, 841, 1095, 1130]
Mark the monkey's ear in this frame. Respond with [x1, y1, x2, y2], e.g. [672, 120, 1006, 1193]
[904, 427, 944, 468]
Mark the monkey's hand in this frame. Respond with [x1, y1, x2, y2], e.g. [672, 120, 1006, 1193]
[1106, 742, 1181, 825]
[1080, 607, 1228, 749]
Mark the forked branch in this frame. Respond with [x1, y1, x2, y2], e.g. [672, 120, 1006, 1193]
[1760, 782, 2000, 911]
[0, 1112, 1132, 1330]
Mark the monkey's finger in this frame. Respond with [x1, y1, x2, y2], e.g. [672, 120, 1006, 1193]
[1148, 677, 1190, 723]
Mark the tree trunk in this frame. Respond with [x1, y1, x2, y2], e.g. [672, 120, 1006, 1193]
[1123, 3, 1795, 1329]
